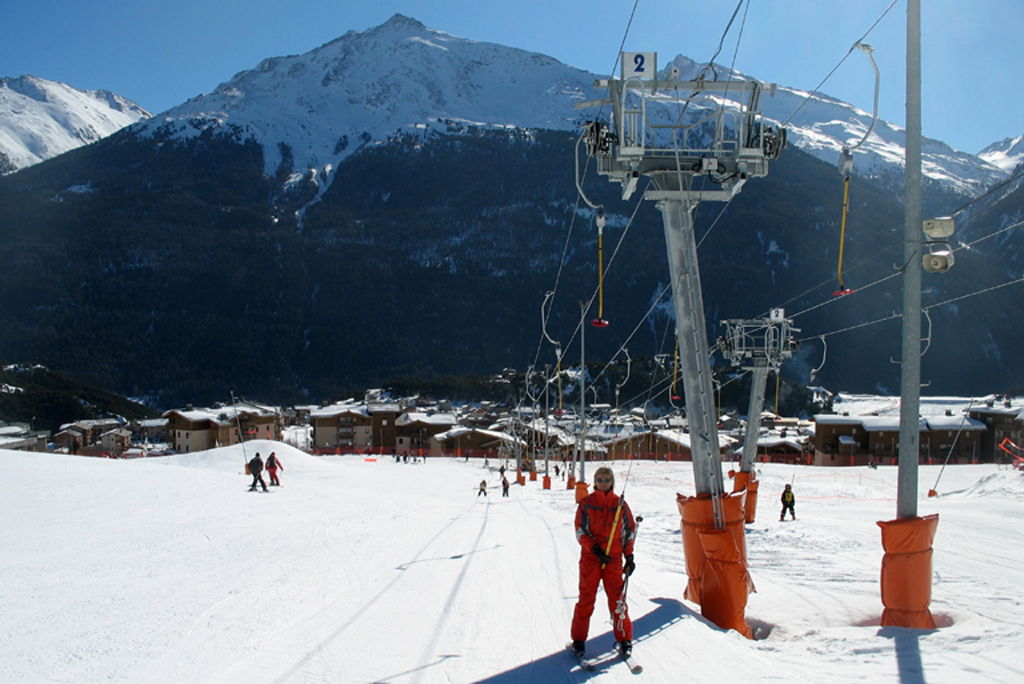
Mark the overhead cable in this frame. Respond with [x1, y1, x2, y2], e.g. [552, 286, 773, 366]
[781, 0, 900, 128]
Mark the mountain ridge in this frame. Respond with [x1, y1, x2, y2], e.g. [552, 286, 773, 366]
[0, 75, 150, 173]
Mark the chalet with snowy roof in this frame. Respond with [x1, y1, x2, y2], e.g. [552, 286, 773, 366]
[54, 418, 122, 453]
[920, 414, 986, 463]
[432, 427, 526, 459]
[604, 429, 738, 461]
[813, 413, 985, 466]
[130, 417, 168, 443]
[368, 402, 401, 451]
[99, 427, 132, 456]
[967, 401, 1024, 462]
[310, 402, 372, 452]
[163, 403, 281, 453]
[395, 411, 457, 456]
[730, 432, 813, 465]
[0, 422, 48, 451]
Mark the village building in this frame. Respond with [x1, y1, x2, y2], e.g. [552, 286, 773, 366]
[604, 429, 738, 461]
[0, 422, 49, 451]
[967, 402, 1024, 462]
[813, 413, 986, 466]
[53, 418, 122, 453]
[432, 426, 525, 459]
[163, 403, 282, 453]
[395, 411, 457, 456]
[310, 402, 373, 452]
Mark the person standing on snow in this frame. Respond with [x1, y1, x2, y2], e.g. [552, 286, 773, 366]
[266, 452, 283, 486]
[501, 475, 510, 497]
[780, 483, 796, 520]
[248, 452, 268, 492]
[570, 466, 636, 660]
[478, 479, 488, 497]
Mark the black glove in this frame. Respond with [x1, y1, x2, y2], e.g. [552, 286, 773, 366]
[591, 544, 612, 565]
[624, 554, 636, 577]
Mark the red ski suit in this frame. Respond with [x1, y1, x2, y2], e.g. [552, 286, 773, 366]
[570, 488, 636, 643]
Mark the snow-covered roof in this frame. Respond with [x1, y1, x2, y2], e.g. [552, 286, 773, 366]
[756, 435, 809, 451]
[310, 403, 368, 418]
[656, 429, 738, 450]
[925, 416, 987, 431]
[813, 414, 865, 425]
[397, 412, 457, 426]
[858, 417, 927, 432]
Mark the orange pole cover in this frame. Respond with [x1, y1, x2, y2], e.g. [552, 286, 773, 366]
[877, 514, 939, 629]
[574, 481, 590, 503]
[677, 491, 754, 637]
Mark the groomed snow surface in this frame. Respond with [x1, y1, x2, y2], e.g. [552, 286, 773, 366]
[4, 441, 1021, 683]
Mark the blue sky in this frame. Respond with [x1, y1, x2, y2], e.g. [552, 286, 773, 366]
[2, 0, 1020, 154]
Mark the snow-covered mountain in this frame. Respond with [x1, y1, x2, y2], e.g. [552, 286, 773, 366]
[144, 14, 595, 187]
[0, 75, 150, 174]
[142, 14, 1005, 199]
[657, 55, 1007, 197]
[978, 134, 1024, 173]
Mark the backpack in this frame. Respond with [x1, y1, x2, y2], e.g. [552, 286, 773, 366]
[267, 454, 277, 468]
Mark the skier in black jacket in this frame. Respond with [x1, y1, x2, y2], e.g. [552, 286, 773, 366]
[248, 453, 268, 492]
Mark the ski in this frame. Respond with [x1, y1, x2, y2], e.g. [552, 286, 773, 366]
[622, 654, 643, 674]
[565, 643, 596, 671]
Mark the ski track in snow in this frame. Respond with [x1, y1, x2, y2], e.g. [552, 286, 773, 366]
[3, 441, 1024, 683]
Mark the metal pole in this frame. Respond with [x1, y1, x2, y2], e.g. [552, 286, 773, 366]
[658, 196, 724, 502]
[544, 364, 551, 476]
[740, 363, 770, 473]
[898, 0, 922, 519]
[578, 301, 587, 483]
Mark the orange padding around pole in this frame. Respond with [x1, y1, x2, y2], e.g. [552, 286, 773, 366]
[677, 491, 754, 638]
[877, 514, 939, 629]
[731, 471, 760, 523]
[575, 481, 590, 503]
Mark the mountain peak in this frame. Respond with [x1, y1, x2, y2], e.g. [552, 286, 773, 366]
[381, 13, 427, 30]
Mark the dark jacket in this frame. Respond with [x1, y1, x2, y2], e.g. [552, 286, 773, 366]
[249, 456, 264, 475]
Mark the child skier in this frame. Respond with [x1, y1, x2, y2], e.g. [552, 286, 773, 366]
[780, 483, 796, 520]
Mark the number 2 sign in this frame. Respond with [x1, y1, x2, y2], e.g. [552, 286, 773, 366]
[621, 52, 657, 80]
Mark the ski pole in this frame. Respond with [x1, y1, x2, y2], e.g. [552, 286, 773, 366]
[614, 514, 642, 634]
[602, 460, 635, 566]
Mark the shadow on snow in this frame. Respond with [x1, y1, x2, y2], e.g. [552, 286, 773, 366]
[473, 597, 693, 683]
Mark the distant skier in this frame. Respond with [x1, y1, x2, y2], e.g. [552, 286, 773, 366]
[780, 483, 796, 521]
[248, 453, 268, 492]
[478, 479, 488, 497]
[570, 466, 636, 660]
[266, 452, 283, 486]
[501, 476, 510, 497]
[499, 464, 506, 479]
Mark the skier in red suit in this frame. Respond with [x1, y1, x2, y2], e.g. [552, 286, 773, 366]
[570, 466, 636, 659]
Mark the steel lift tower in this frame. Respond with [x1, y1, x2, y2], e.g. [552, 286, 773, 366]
[721, 310, 799, 521]
[576, 54, 785, 636]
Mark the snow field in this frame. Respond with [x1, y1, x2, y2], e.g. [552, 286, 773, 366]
[2, 441, 1022, 682]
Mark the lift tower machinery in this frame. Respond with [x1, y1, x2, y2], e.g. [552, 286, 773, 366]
[576, 55, 785, 637]
[721, 310, 799, 522]
[577, 54, 785, 507]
